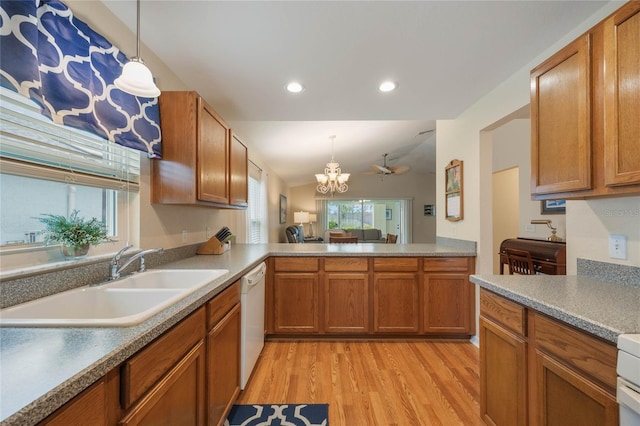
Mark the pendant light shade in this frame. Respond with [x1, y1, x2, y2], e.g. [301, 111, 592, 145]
[114, 0, 160, 98]
[115, 58, 160, 98]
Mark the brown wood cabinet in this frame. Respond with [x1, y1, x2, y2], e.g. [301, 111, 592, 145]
[119, 342, 206, 426]
[206, 282, 241, 426]
[152, 91, 248, 208]
[531, 34, 592, 195]
[267, 256, 475, 337]
[272, 257, 320, 334]
[423, 257, 475, 334]
[603, 2, 640, 187]
[324, 271, 369, 334]
[229, 132, 248, 207]
[530, 1, 640, 200]
[479, 289, 619, 426]
[120, 308, 207, 425]
[40, 370, 121, 426]
[479, 292, 528, 426]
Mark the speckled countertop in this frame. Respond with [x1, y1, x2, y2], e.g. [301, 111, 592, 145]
[470, 274, 640, 343]
[0, 243, 475, 426]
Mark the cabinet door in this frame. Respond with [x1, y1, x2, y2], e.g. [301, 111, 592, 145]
[604, 2, 640, 186]
[41, 379, 107, 426]
[273, 273, 319, 333]
[197, 98, 229, 204]
[119, 341, 206, 426]
[229, 132, 248, 207]
[531, 34, 592, 195]
[423, 274, 471, 334]
[373, 272, 419, 333]
[479, 317, 527, 426]
[207, 303, 241, 426]
[324, 272, 369, 334]
[534, 350, 618, 426]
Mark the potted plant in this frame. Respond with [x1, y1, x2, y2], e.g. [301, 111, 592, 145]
[38, 210, 109, 258]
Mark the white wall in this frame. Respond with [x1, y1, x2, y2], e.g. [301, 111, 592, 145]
[289, 171, 437, 243]
[436, 1, 635, 276]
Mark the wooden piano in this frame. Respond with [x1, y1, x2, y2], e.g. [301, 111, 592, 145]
[499, 238, 566, 275]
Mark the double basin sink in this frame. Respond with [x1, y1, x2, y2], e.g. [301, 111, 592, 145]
[0, 269, 229, 327]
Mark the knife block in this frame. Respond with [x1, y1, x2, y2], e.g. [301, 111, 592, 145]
[197, 236, 227, 255]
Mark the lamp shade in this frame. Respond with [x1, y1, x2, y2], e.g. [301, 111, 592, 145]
[293, 211, 310, 224]
[309, 213, 317, 223]
[115, 58, 161, 98]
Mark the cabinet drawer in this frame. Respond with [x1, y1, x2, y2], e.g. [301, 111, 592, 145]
[423, 257, 470, 272]
[480, 290, 526, 336]
[532, 312, 617, 391]
[373, 257, 418, 272]
[273, 257, 319, 272]
[207, 281, 240, 329]
[121, 307, 206, 408]
[324, 257, 368, 272]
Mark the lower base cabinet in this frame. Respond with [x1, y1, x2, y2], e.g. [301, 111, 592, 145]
[39, 282, 242, 426]
[268, 256, 476, 337]
[480, 289, 618, 426]
[119, 342, 206, 426]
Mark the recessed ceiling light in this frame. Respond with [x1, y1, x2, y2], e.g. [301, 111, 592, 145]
[286, 82, 305, 93]
[379, 81, 397, 92]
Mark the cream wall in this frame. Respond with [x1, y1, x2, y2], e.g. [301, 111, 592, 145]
[491, 119, 566, 242]
[289, 172, 437, 243]
[436, 1, 633, 276]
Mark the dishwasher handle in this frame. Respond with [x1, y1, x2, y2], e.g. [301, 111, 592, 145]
[242, 262, 266, 287]
[619, 381, 640, 415]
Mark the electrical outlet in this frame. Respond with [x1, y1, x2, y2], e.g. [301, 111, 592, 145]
[206, 227, 211, 239]
[525, 224, 536, 233]
[182, 229, 188, 243]
[609, 234, 627, 260]
[451, 223, 457, 236]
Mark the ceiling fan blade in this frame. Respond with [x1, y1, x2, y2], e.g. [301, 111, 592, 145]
[374, 164, 393, 174]
[389, 165, 410, 175]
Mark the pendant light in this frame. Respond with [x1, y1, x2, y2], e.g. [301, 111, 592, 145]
[114, 0, 160, 98]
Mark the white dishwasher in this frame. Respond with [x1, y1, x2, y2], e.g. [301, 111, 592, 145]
[240, 262, 266, 389]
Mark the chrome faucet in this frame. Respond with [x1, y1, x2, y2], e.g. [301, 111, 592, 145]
[109, 245, 164, 280]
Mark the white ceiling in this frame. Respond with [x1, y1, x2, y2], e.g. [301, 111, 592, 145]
[102, 0, 607, 186]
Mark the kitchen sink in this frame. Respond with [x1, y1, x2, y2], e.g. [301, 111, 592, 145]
[0, 269, 229, 327]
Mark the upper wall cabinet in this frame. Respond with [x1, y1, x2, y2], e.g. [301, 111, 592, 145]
[229, 132, 248, 208]
[530, 1, 640, 200]
[603, 3, 640, 187]
[152, 91, 248, 209]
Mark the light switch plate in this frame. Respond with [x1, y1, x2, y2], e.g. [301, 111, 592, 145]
[525, 224, 536, 233]
[609, 234, 627, 260]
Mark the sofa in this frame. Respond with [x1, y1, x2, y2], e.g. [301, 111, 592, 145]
[324, 228, 386, 243]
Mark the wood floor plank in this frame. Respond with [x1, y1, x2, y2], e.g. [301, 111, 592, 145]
[238, 341, 483, 425]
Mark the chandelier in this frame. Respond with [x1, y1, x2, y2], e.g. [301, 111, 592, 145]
[315, 135, 350, 194]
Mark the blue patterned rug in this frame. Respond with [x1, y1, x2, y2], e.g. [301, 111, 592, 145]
[224, 404, 329, 426]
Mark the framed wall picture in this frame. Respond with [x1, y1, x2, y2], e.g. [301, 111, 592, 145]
[279, 195, 287, 224]
[445, 159, 463, 222]
[541, 199, 566, 215]
[386, 209, 392, 220]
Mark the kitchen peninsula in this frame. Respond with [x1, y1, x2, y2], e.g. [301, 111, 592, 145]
[0, 242, 475, 426]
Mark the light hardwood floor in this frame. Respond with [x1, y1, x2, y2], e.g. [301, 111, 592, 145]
[237, 341, 484, 425]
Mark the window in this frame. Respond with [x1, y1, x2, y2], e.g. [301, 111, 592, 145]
[0, 87, 139, 263]
[246, 162, 267, 243]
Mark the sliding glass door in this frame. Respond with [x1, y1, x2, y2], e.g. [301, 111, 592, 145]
[316, 198, 412, 243]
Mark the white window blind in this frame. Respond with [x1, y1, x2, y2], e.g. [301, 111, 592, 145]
[0, 87, 140, 190]
[247, 161, 267, 244]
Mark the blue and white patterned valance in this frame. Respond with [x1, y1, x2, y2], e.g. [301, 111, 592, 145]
[0, 0, 161, 158]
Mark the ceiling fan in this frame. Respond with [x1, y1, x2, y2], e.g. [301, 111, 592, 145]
[368, 153, 410, 176]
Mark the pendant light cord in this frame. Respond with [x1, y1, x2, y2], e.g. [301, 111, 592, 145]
[136, 0, 141, 59]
